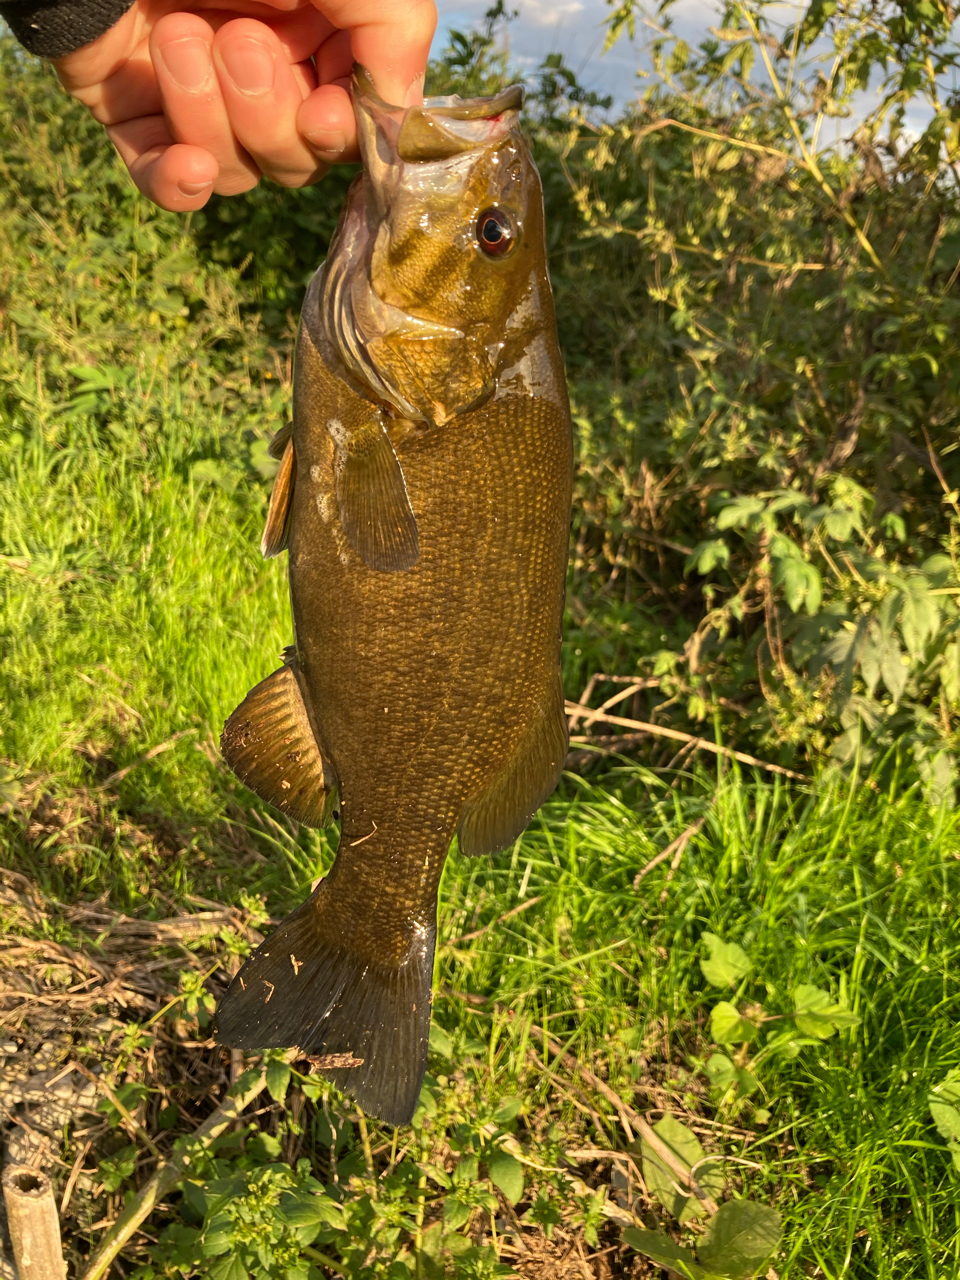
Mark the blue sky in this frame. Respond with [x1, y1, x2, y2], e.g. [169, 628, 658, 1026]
[435, 0, 646, 107]
[434, 0, 941, 139]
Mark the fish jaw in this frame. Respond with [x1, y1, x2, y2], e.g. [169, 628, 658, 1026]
[320, 68, 544, 429]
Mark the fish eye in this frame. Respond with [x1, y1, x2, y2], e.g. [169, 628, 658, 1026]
[475, 208, 516, 258]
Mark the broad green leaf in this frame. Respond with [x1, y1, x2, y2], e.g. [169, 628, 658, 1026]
[265, 1056, 291, 1104]
[716, 496, 764, 531]
[700, 934, 752, 987]
[792, 985, 860, 1039]
[686, 539, 730, 576]
[704, 1053, 758, 1099]
[199, 1213, 233, 1258]
[452, 1154, 479, 1186]
[639, 1115, 724, 1224]
[622, 1228, 706, 1279]
[709, 1002, 759, 1045]
[428, 1022, 454, 1058]
[209, 1254, 249, 1280]
[698, 1199, 782, 1279]
[493, 1096, 524, 1125]
[487, 1150, 525, 1205]
[443, 1197, 472, 1230]
[929, 1070, 960, 1167]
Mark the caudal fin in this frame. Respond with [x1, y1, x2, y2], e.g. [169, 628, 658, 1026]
[215, 887, 434, 1127]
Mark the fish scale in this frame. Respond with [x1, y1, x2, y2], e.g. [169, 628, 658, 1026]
[216, 70, 573, 1125]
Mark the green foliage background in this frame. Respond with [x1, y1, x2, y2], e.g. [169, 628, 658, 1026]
[9, 0, 960, 798]
[4, 3, 960, 1274]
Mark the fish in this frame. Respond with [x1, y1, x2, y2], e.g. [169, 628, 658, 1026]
[215, 68, 573, 1126]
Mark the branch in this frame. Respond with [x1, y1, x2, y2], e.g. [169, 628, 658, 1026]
[565, 702, 805, 780]
[80, 1051, 296, 1280]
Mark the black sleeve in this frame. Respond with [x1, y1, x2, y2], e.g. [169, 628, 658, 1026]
[0, 0, 135, 57]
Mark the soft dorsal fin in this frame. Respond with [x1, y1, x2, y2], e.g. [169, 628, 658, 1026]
[221, 660, 337, 828]
[457, 677, 568, 856]
[330, 417, 419, 572]
[262, 437, 296, 559]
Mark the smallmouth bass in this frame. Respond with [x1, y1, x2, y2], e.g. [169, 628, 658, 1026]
[216, 71, 573, 1125]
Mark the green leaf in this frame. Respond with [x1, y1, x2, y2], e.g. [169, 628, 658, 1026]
[452, 1154, 479, 1186]
[621, 1228, 706, 1278]
[716, 496, 764, 531]
[709, 1002, 759, 1045]
[698, 1200, 782, 1279]
[265, 1056, 292, 1104]
[686, 539, 730, 576]
[443, 1197, 472, 1230]
[700, 934, 752, 987]
[638, 1115, 724, 1224]
[487, 1150, 525, 1205]
[191, 458, 239, 493]
[247, 1131, 282, 1161]
[209, 1254, 249, 1280]
[792, 985, 860, 1039]
[428, 1022, 454, 1058]
[929, 1070, 960, 1168]
[704, 1053, 758, 1098]
[493, 1096, 524, 1125]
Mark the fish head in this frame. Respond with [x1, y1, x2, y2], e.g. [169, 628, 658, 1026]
[322, 69, 543, 427]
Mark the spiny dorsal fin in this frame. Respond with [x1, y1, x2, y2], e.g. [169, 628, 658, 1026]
[268, 422, 294, 460]
[330, 417, 419, 572]
[262, 437, 296, 559]
[221, 662, 337, 828]
[457, 677, 568, 856]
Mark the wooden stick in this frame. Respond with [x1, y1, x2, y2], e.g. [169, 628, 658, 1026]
[528, 1026, 720, 1215]
[446, 896, 544, 946]
[80, 1052, 296, 1280]
[633, 817, 707, 890]
[3, 1166, 66, 1279]
[564, 702, 805, 780]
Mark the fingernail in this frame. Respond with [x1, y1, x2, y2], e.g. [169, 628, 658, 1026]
[218, 37, 275, 96]
[158, 38, 212, 93]
[304, 128, 346, 155]
[178, 180, 213, 197]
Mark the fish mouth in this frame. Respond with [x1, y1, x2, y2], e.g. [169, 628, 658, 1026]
[320, 67, 527, 427]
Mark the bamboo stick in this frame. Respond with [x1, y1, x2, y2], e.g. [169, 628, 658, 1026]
[2, 1166, 66, 1280]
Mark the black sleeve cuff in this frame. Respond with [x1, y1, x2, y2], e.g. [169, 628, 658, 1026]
[0, 0, 135, 57]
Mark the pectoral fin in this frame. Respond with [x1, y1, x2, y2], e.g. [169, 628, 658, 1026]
[261, 437, 296, 559]
[221, 659, 337, 828]
[457, 677, 568, 856]
[330, 418, 419, 572]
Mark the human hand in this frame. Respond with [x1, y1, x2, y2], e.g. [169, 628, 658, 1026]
[53, 0, 437, 211]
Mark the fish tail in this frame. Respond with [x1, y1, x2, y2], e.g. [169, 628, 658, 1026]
[215, 884, 434, 1127]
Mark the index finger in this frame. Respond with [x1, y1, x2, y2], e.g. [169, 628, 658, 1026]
[312, 0, 437, 106]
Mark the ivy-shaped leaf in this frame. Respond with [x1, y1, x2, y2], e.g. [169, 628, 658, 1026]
[709, 1002, 760, 1045]
[792, 984, 860, 1038]
[700, 934, 752, 987]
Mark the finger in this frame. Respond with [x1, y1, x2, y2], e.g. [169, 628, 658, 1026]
[151, 12, 261, 196]
[212, 18, 328, 187]
[297, 79, 357, 162]
[312, 0, 437, 106]
[108, 115, 219, 210]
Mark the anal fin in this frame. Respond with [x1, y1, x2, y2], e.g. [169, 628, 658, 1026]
[261, 437, 296, 559]
[457, 676, 568, 856]
[331, 418, 419, 572]
[221, 660, 336, 828]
